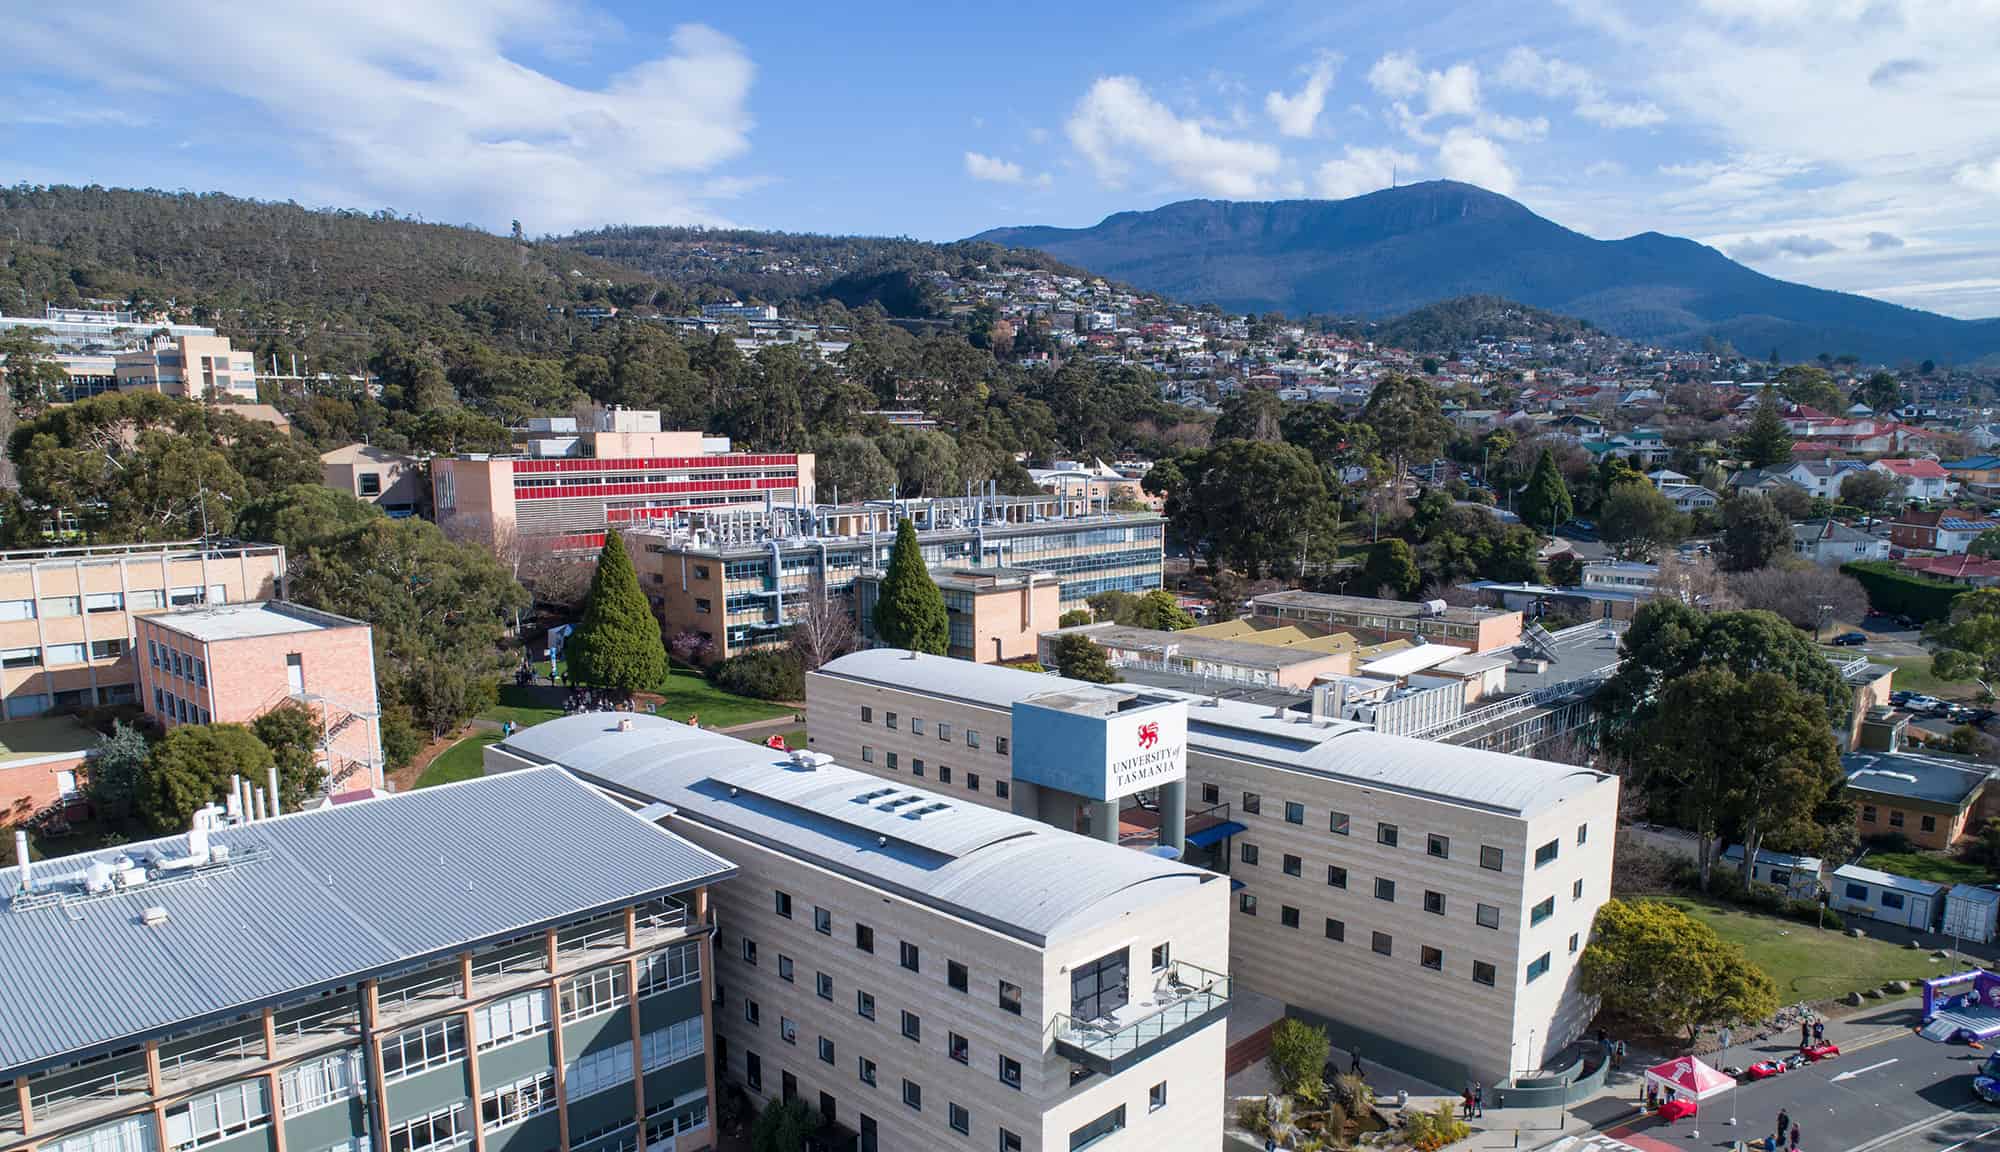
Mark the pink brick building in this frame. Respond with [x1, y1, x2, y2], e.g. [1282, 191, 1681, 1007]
[135, 601, 383, 797]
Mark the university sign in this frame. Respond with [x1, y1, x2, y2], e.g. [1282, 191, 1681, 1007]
[1105, 707, 1187, 799]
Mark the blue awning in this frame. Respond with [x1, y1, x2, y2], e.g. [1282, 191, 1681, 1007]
[1230, 879, 1246, 892]
[1187, 820, 1247, 849]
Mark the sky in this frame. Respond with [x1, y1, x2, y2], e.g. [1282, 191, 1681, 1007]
[6, 0, 2000, 318]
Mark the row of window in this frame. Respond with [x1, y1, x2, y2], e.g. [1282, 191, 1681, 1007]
[0, 590, 161, 621]
[856, 747, 1008, 797]
[164, 1080, 270, 1152]
[1215, 785, 1584, 872]
[148, 638, 207, 686]
[1237, 893, 1575, 986]
[762, 893, 1023, 1013]
[154, 687, 210, 727]
[1237, 844, 1588, 926]
[857, 707, 1009, 756]
[0, 638, 129, 669]
[1859, 805, 1939, 834]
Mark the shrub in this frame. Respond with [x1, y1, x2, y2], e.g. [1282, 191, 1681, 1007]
[1407, 1102, 1471, 1152]
[711, 649, 804, 701]
[749, 1098, 816, 1152]
[1267, 1018, 1330, 1102]
[1840, 560, 1963, 623]
[1864, 831, 1914, 854]
[1788, 900, 1842, 930]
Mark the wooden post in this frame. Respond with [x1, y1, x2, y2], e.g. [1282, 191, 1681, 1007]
[463, 1009, 486, 1152]
[15, 1078, 33, 1138]
[628, 957, 646, 1152]
[624, 906, 637, 950]
[149, 1101, 168, 1152]
[547, 979, 571, 1152]
[262, 1009, 278, 1060]
[144, 1042, 162, 1095]
[266, 1071, 289, 1152]
[362, 981, 390, 1150]
[461, 952, 475, 999]
[697, 906, 718, 1152]
[545, 929, 559, 975]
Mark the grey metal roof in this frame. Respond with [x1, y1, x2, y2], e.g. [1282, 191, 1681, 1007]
[1053, 624, 1344, 670]
[1250, 589, 1510, 624]
[1833, 863, 1946, 895]
[1844, 750, 1996, 807]
[0, 767, 734, 1077]
[148, 601, 366, 642]
[497, 715, 1212, 949]
[813, 649, 1072, 711]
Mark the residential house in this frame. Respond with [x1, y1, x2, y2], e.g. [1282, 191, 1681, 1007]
[1782, 459, 1868, 501]
[1899, 554, 2000, 587]
[1889, 509, 2000, 555]
[1792, 520, 1889, 566]
[1726, 468, 1808, 498]
[1845, 748, 1998, 850]
[1669, 486, 1720, 513]
[1943, 456, 2000, 497]
[1644, 469, 1690, 490]
[1872, 458, 1956, 502]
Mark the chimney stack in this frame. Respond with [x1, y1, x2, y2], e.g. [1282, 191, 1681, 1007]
[13, 829, 30, 895]
[253, 787, 268, 822]
[267, 765, 283, 818]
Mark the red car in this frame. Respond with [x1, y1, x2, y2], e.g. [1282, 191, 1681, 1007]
[1802, 1042, 1840, 1061]
[1743, 1060, 1790, 1080]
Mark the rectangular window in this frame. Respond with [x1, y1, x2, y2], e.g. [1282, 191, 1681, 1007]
[1377, 823, 1398, 847]
[1427, 833, 1450, 859]
[859, 1057, 877, 1086]
[1535, 839, 1559, 867]
[567, 1040, 635, 1100]
[746, 1052, 762, 1091]
[1577, 823, 1589, 846]
[996, 735, 1009, 755]
[1574, 878, 1585, 900]
[41, 596, 80, 618]
[1240, 843, 1260, 866]
[1201, 782, 1220, 805]
[948, 960, 969, 993]
[1531, 897, 1555, 925]
[1242, 792, 1261, 815]
[1922, 814, 1938, 833]
[358, 473, 384, 497]
[89, 638, 127, 660]
[967, 730, 981, 749]
[640, 1017, 704, 1068]
[950, 1103, 971, 1135]
[558, 965, 627, 1022]
[745, 999, 760, 1025]
[45, 643, 85, 666]
[999, 980, 1022, 1016]
[1330, 810, 1350, 836]
[1424, 890, 1446, 915]
[1569, 932, 1581, 954]
[279, 1051, 361, 1116]
[1889, 810, 1905, 828]
[775, 890, 793, 918]
[1326, 865, 1347, 889]
[1845, 881, 1868, 900]
[1324, 917, 1345, 941]
[1526, 953, 1552, 982]
[902, 1080, 921, 1111]
[813, 906, 832, 935]
[1372, 932, 1393, 957]
[819, 1037, 836, 1066]
[1375, 878, 1395, 902]
[1151, 943, 1171, 971]
[911, 718, 926, 735]
[949, 1032, 969, 1064]
[1285, 801, 1305, 824]
[1280, 905, 1301, 929]
[170, 586, 202, 607]
[1002, 1131, 1023, 1152]
[1239, 893, 1258, 915]
[1882, 891, 1907, 910]
[998, 1055, 1022, 1090]
[996, 780, 1010, 800]
[861, 706, 872, 723]
[637, 939, 701, 997]
[885, 712, 898, 729]
[1070, 1105, 1125, 1151]
[901, 1010, 921, 1042]
[475, 988, 551, 1049]
[1282, 853, 1302, 877]
[384, 1105, 465, 1152]
[862, 745, 874, 763]
[2, 647, 42, 669]
[1477, 903, 1501, 929]
[0, 598, 32, 621]
[1421, 946, 1443, 971]
[85, 592, 123, 613]
[742, 937, 758, 965]
[856, 923, 874, 953]
[129, 589, 164, 610]
[780, 1016, 797, 1045]
[1861, 805, 1877, 823]
[816, 972, 833, 1001]
[1473, 961, 1496, 987]
[479, 1072, 554, 1133]
[778, 955, 794, 982]
[1149, 1082, 1168, 1112]
[937, 764, 950, 783]
[938, 721, 952, 741]
[886, 752, 898, 771]
[382, 1018, 464, 1080]
[900, 941, 920, 972]
[1480, 845, 1504, 871]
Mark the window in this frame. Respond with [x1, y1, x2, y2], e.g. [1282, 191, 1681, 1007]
[1427, 833, 1450, 859]
[130, 589, 164, 610]
[1324, 917, 1345, 941]
[775, 890, 793, 918]
[89, 639, 126, 660]
[1372, 932, 1392, 957]
[949, 1032, 969, 1064]
[45, 643, 85, 666]
[358, 473, 384, 497]
[967, 730, 981, 749]
[1242, 792, 1261, 814]
[1922, 814, 1938, 833]
[1882, 891, 1907, 910]
[1477, 903, 1501, 929]
[1285, 801, 1305, 824]
[1889, 810, 1905, 828]
[996, 735, 1009, 755]
[1282, 853, 1302, 877]
[475, 989, 550, 1049]
[1574, 878, 1585, 900]
[1845, 881, 1868, 900]
[861, 746, 874, 763]
[999, 980, 1022, 1015]
[41, 596, 80, 618]
[900, 941, 921, 972]
[996, 780, 1010, 800]
[1280, 905, 1301, 929]
[1201, 783, 1220, 805]
[948, 960, 969, 993]
[86, 592, 122, 614]
[0, 599, 32, 621]
[2, 647, 41, 669]
[1149, 1082, 1168, 1112]
[856, 990, 875, 1020]
[1239, 893, 1258, 916]
[1569, 932, 1581, 954]
[950, 1103, 971, 1135]
[901, 1010, 921, 1042]
[814, 906, 833, 935]
[742, 938, 758, 965]
[819, 1037, 836, 1066]
[1069, 1105, 1127, 1152]
[747, 1052, 762, 1092]
[382, 1018, 464, 1080]
[998, 1055, 1022, 1090]
[1377, 823, 1399, 847]
[1531, 897, 1555, 925]
[1424, 890, 1446, 915]
[1002, 1131, 1023, 1152]
[745, 999, 761, 1025]
[816, 972, 833, 1000]
[479, 1072, 553, 1132]
[1577, 823, 1589, 846]
[859, 1057, 878, 1086]
[1473, 961, 1496, 987]
[1421, 946, 1443, 972]
[1329, 810, 1350, 836]
[780, 1016, 797, 1044]
[886, 752, 898, 771]
[1480, 845, 1504, 871]
[938, 721, 952, 741]
[911, 718, 925, 735]
[560, 966, 627, 1022]
[280, 1051, 360, 1116]
[885, 712, 898, 729]
[902, 1080, 922, 1111]
[856, 923, 874, 953]
[1535, 839, 1559, 867]
[1375, 878, 1395, 902]
[1151, 943, 1171, 971]
[861, 706, 873, 723]
[385, 1105, 465, 1152]
[1326, 865, 1347, 889]
[778, 955, 794, 983]
[1861, 805, 1877, 823]
[1240, 843, 1260, 866]
[967, 772, 980, 791]
[1526, 953, 1552, 982]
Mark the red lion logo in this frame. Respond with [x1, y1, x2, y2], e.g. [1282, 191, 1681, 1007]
[1137, 722, 1160, 750]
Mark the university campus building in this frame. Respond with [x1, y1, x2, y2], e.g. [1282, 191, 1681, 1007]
[0, 767, 734, 1152]
[488, 714, 1231, 1152]
[802, 650, 1620, 1087]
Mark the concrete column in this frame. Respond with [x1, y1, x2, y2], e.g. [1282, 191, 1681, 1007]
[1160, 780, 1187, 853]
[547, 977, 571, 1152]
[15, 1078, 33, 1137]
[627, 957, 646, 1152]
[463, 1009, 486, 1152]
[1091, 799, 1120, 844]
[1008, 779, 1039, 819]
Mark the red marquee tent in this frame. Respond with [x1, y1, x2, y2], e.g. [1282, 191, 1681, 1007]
[1645, 1055, 1735, 1114]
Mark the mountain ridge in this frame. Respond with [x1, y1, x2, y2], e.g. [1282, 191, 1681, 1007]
[973, 181, 2000, 364]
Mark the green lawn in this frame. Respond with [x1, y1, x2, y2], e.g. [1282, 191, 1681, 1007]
[1876, 655, 1985, 701]
[1656, 896, 1941, 1001]
[1861, 851, 1996, 886]
[652, 676, 794, 730]
[479, 685, 564, 728]
[417, 732, 501, 789]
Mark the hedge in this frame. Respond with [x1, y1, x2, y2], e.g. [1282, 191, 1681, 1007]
[1840, 560, 1965, 623]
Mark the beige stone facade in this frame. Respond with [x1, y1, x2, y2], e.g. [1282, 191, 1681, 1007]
[320, 444, 425, 516]
[858, 567, 1061, 664]
[115, 334, 258, 401]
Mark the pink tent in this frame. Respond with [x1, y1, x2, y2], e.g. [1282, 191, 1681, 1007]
[1644, 1055, 1735, 1102]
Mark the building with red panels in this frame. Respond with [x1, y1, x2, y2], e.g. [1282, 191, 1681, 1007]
[431, 407, 815, 552]
[135, 601, 383, 795]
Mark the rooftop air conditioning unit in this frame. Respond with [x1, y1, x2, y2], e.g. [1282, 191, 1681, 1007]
[140, 906, 170, 927]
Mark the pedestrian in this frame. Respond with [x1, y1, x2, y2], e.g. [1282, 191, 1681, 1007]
[1615, 1040, 1627, 1068]
[1812, 1020, 1825, 1044]
[1473, 1083, 1484, 1118]
[1776, 1108, 1789, 1147]
[1461, 1089, 1473, 1119]
[1350, 1047, 1363, 1077]
[1597, 1027, 1608, 1048]
[1789, 1122, 1800, 1151]
[1800, 1019, 1810, 1047]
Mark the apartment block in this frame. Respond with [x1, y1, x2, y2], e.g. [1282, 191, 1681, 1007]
[0, 766, 736, 1152]
[430, 410, 815, 551]
[803, 650, 1620, 1087]
[855, 566, 1059, 664]
[135, 603, 383, 795]
[489, 715, 1231, 1152]
[115, 334, 259, 402]
[0, 542, 286, 722]
[320, 445, 426, 518]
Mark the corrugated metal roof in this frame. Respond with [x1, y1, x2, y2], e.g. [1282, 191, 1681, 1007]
[1844, 750, 1995, 807]
[0, 767, 734, 1077]
[498, 715, 1210, 949]
[1833, 863, 1946, 895]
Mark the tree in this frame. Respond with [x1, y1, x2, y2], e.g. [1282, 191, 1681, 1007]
[87, 720, 151, 825]
[1361, 375, 1450, 481]
[1128, 589, 1196, 631]
[788, 582, 859, 672]
[1839, 469, 1904, 515]
[1971, 530, 2000, 561]
[749, 1098, 817, 1152]
[0, 327, 71, 417]
[1266, 1018, 1329, 1102]
[1932, 587, 2000, 690]
[1518, 448, 1574, 534]
[1547, 552, 1583, 588]
[1215, 390, 1285, 442]
[1579, 899, 1778, 1043]
[871, 519, 947, 653]
[1736, 394, 1794, 468]
[1058, 609, 1093, 628]
[139, 724, 273, 833]
[813, 435, 897, 502]
[1963, 817, 2000, 870]
[251, 703, 327, 811]
[1774, 365, 1842, 412]
[1598, 481, 1688, 561]
[1088, 590, 1140, 624]
[1051, 633, 1119, 683]
[566, 531, 668, 694]
[1145, 441, 1331, 578]
[1363, 538, 1422, 599]
[1729, 563, 1869, 632]
[1719, 493, 1791, 572]
[1856, 371, 1902, 413]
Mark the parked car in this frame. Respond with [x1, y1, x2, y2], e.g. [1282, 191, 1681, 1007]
[1891, 690, 1914, 705]
[1895, 615, 1918, 629]
[1831, 632, 1868, 646]
[1906, 694, 1945, 711]
[1975, 1052, 2000, 1104]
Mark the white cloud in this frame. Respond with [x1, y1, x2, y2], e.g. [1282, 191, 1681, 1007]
[2, 2, 754, 231]
[1583, 159, 1626, 179]
[964, 152, 1026, 184]
[1731, 233, 1839, 260]
[1477, 112, 1549, 142]
[1314, 146, 1417, 199]
[1956, 158, 2000, 194]
[1494, 46, 1664, 129]
[1265, 58, 1339, 138]
[1425, 63, 1481, 119]
[1367, 52, 1424, 99]
[1066, 75, 1282, 197]
[1435, 129, 1517, 194]
[1866, 231, 1905, 250]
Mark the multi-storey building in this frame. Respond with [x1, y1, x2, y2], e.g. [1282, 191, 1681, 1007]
[855, 566, 1059, 664]
[489, 714, 1231, 1152]
[320, 446, 425, 518]
[0, 308, 214, 352]
[115, 334, 259, 402]
[627, 496, 1163, 662]
[0, 766, 735, 1152]
[135, 602, 385, 795]
[803, 650, 1620, 1088]
[430, 410, 815, 552]
[1248, 591, 1524, 652]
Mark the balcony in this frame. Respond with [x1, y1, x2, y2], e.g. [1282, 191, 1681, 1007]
[1051, 961, 1230, 1075]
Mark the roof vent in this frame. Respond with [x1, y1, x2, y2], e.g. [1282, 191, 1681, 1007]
[617, 717, 634, 732]
[140, 906, 169, 927]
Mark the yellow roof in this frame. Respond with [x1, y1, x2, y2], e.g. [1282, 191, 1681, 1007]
[1182, 619, 1258, 639]
[1355, 638, 1415, 658]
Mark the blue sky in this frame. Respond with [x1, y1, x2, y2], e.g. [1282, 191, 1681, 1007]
[7, 0, 2000, 317]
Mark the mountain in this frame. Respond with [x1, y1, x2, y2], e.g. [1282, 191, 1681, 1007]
[975, 181, 2000, 364]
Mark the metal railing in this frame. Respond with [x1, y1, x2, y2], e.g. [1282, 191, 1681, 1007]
[1404, 663, 1621, 743]
[159, 1032, 262, 1080]
[376, 973, 461, 1009]
[273, 1000, 362, 1040]
[471, 947, 550, 980]
[1052, 961, 1230, 1069]
[29, 1065, 151, 1121]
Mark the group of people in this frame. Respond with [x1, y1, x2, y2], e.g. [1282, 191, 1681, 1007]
[561, 687, 639, 715]
[1459, 1081, 1485, 1118]
[1773, 1107, 1803, 1151]
[1799, 1018, 1826, 1049]
[1597, 1029, 1629, 1068]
